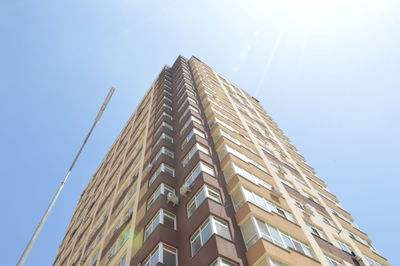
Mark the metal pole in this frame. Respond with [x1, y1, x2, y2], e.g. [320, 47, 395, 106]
[17, 87, 116, 266]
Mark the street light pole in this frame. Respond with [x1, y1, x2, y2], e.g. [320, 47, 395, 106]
[17, 87, 116, 266]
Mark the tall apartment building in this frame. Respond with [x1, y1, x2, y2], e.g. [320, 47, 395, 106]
[54, 56, 389, 266]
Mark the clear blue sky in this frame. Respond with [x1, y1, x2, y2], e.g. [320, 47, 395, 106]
[1, 0, 399, 265]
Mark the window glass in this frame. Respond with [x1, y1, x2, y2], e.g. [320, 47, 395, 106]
[256, 219, 270, 238]
[201, 222, 213, 244]
[293, 240, 304, 253]
[150, 249, 159, 266]
[163, 213, 176, 229]
[281, 233, 293, 248]
[191, 216, 231, 255]
[214, 218, 231, 240]
[210, 258, 238, 266]
[269, 226, 284, 247]
[196, 189, 206, 206]
[163, 249, 176, 266]
[191, 235, 202, 255]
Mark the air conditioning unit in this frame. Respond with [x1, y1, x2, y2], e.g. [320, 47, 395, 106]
[179, 183, 191, 196]
[167, 192, 179, 206]
[271, 186, 283, 198]
[303, 204, 314, 217]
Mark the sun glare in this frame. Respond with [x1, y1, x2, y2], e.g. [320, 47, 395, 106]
[281, 0, 362, 17]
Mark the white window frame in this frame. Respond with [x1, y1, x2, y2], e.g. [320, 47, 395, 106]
[182, 143, 210, 167]
[179, 105, 199, 123]
[218, 129, 257, 155]
[364, 255, 382, 266]
[210, 257, 238, 266]
[240, 186, 295, 223]
[180, 115, 202, 135]
[142, 242, 178, 266]
[154, 111, 173, 127]
[154, 121, 173, 137]
[243, 217, 314, 258]
[337, 239, 353, 254]
[147, 183, 175, 210]
[223, 145, 268, 173]
[306, 223, 327, 240]
[325, 255, 344, 266]
[230, 163, 272, 190]
[210, 117, 240, 134]
[148, 163, 175, 186]
[181, 128, 206, 149]
[152, 146, 174, 163]
[144, 209, 176, 240]
[153, 133, 173, 149]
[190, 216, 231, 255]
[187, 185, 221, 217]
[184, 162, 215, 187]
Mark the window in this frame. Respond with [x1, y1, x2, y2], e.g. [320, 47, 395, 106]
[293, 198, 305, 210]
[224, 145, 268, 173]
[153, 133, 173, 149]
[267, 258, 287, 266]
[318, 191, 339, 205]
[321, 215, 336, 228]
[180, 116, 202, 135]
[149, 163, 175, 186]
[187, 185, 221, 217]
[177, 97, 197, 113]
[210, 117, 240, 134]
[144, 209, 176, 240]
[325, 255, 344, 266]
[152, 147, 174, 163]
[154, 121, 173, 137]
[160, 95, 172, 104]
[191, 216, 231, 255]
[230, 163, 272, 190]
[179, 105, 199, 123]
[347, 230, 373, 248]
[280, 178, 295, 189]
[147, 183, 175, 210]
[241, 217, 314, 259]
[154, 111, 173, 126]
[337, 240, 353, 254]
[218, 129, 257, 154]
[158, 103, 172, 111]
[364, 255, 383, 266]
[327, 206, 354, 225]
[306, 223, 327, 240]
[184, 162, 215, 187]
[177, 89, 196, 105]
[241, 187, 295, 222]
[294, 177, 308, 186]
[210, 106, 237, 124]
[210, 257, 238, 266]
[182, 143, 210, 167]
[305, 192, 320, 204]
[181, 128, 206, 149]
[142, 243, 177, 266]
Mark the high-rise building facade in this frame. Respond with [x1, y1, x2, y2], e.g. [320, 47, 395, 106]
[54, 56, 389, 266]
